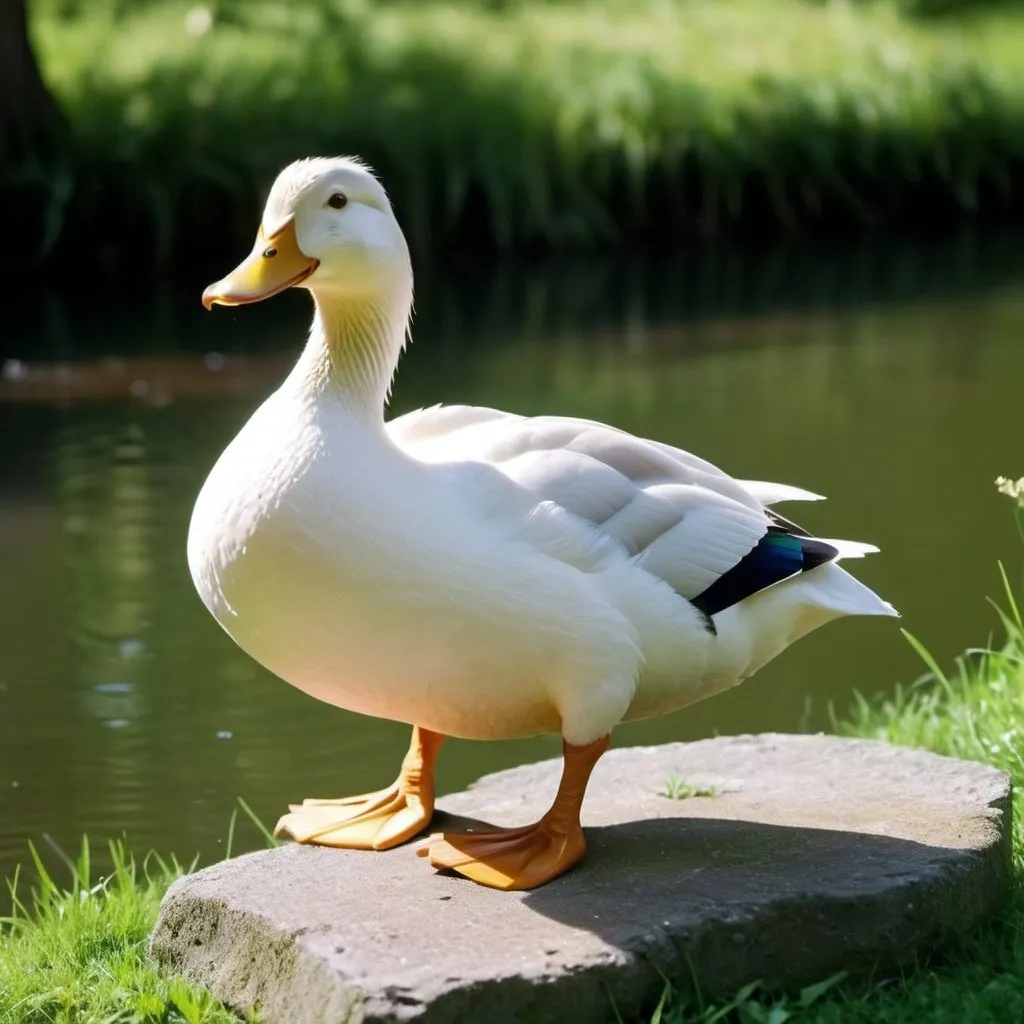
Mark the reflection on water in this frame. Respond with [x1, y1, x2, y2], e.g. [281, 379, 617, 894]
[1, 234, 1021, 884]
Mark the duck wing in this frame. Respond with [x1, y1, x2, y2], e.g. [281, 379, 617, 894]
[387, 404, 874, 619]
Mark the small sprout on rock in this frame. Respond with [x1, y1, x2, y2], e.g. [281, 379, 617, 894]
[662, 775, 718, 800]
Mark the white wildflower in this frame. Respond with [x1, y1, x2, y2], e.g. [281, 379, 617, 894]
[995, 476, 1024, 506]
[184, 5, 213, 37]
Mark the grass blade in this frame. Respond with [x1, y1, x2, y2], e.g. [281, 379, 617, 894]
[237, 797, 278, 849]
[225, 807, 239, 862]
[901, 628, 955, 699]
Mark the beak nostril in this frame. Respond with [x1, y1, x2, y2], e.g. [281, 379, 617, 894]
[202, 218, 315, 308]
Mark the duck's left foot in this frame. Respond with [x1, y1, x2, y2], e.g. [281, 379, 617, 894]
[418, 818, 586, 890]
[417, 733, 609, 891]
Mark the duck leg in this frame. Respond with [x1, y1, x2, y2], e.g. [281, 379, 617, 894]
[418, 734, 609, 890]
[274, 725, 445, 850]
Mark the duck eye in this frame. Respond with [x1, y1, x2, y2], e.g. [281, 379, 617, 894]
[327, 192, 348, 210]
[262, 247, 278, 258]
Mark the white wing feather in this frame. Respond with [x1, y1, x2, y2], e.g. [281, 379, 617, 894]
[737, 480, 826, 505]
[388, 405, 790, 600]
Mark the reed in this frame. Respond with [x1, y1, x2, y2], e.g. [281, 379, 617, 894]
[12, 0, 1024, 274]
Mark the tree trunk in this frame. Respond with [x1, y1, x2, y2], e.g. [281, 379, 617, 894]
[0, 0, 66, 165]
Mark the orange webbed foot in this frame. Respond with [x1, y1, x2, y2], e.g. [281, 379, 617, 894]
[417, 819, 586, 890]
[273, 725, 444, 851]
[275, 783, 432, 850]
[417, 733, 609, 890]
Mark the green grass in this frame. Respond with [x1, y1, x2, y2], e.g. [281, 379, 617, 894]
[0, 799, 278, 1023]
[662, 775, 719, 800]
[2, 479, 1023, 1022]
[0, 841, 243, 1024]
[16, 0, 1024, 273]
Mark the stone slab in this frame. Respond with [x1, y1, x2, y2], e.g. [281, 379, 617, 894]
[150, 734, 1012, 1024]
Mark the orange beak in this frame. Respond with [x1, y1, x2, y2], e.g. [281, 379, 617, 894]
[202, 219, 319, 309]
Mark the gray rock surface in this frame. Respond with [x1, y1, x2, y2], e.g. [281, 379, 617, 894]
[150, 734, 1011, 1024]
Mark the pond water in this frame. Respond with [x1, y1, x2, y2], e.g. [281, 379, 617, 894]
[1, 233, 1022, 884]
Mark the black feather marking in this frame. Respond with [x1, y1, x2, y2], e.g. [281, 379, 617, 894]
[692, 526, 839, 619]
[692, 604, 718, 635]
[766, 508, 809, 535]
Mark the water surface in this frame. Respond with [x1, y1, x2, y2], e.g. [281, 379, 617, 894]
[1, 235, 1021, 882]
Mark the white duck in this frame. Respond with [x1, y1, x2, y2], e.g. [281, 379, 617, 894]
[189, 156, 897, 891]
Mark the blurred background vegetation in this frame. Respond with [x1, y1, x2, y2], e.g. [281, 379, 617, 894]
[6, 0, 1024, 279]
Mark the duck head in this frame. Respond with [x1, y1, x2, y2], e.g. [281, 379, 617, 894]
[202, 156, 412, 310]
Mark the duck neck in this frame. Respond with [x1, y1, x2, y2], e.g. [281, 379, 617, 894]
[293, 285, 411, 422]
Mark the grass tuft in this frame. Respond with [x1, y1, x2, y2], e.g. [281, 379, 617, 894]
[0, 838, 240, 1024]
[662, 776, 719, 801]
